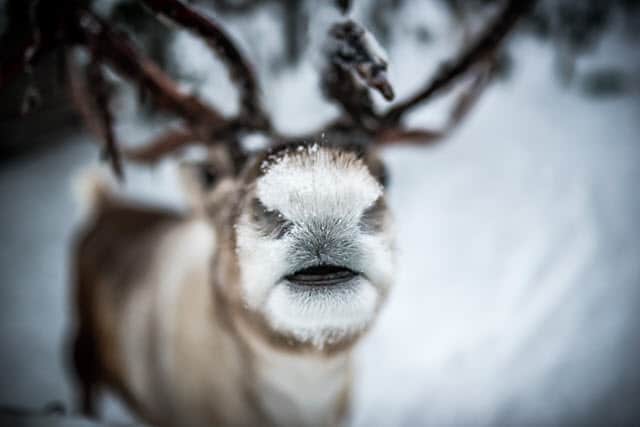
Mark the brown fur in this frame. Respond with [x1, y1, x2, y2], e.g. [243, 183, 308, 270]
[70, 202, 183, 421]
[68, 142, 393, 425]
[70, 195, 354, 426]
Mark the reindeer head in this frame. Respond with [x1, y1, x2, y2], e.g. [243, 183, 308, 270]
[179, 141, 393, 350]
[230, 143, 393, 349]
[53, 0, 528, 350]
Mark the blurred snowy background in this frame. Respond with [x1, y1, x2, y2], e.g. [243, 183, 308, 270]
[1, 0, 639, 425]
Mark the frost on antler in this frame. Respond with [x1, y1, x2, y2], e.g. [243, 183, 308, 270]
[329, 20, 394, 101]
[314, 0, 533, 147]
[323, 19, 394, 130]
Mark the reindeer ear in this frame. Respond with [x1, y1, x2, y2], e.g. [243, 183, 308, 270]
[179, 160, 221, 214]
[204, 177, 238, 225]
[363, 152, 390, 188]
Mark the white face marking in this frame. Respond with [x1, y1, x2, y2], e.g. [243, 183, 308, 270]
[256, 146, 382, 223]
[264, 277, 379, 347]
[235, 146, 394, 347]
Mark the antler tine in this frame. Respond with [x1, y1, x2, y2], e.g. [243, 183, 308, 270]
[68, 50, 195, 172]
[73, 7, 227, 132]
[140, 0, 270, 130]
[59, 3, 257, 174]
[376, 59, 497, 145]
[67, 52, 124, 179]
[321, 19, 395, 133]
[441, 60, 496, 133]
[70, 5, 263, 169]
[382, 0, 536, 126]
[86, 57, 125, 179]
[124, 127, 198, 164]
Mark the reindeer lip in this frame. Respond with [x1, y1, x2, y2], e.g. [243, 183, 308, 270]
[286, 265, 359, 286]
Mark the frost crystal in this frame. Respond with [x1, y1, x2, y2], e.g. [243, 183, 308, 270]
[362, 29, 388, 65]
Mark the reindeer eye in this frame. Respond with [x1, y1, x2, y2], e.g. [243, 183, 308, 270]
[199, 166, 218, 189]
[251, 198, 293, 239]
[359, 197, 386, 233]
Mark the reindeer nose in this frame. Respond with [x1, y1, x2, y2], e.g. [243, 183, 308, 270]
[313, 241, 334, 262]
[289, 218, 359, 267]
[286, 227, 361, 286]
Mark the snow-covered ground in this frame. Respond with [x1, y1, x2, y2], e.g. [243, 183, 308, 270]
[1, 1, 639, 425]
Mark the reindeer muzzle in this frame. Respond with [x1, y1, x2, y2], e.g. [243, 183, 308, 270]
[286, 265, 359, 287]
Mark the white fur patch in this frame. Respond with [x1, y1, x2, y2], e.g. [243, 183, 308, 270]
[254, 345, 349, 426]
[234, 227, 291, 308]
[256, 145, 382, 223]
[264, 279, 379, 347]
[72, 166, 115, 217]
[235, 146, 394, 346]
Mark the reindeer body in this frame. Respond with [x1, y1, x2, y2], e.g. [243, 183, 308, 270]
[72, 199, 351, 426]
[71, 145, 393, 427]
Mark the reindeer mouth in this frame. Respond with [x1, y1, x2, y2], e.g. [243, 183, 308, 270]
[285, 265, 359, 287]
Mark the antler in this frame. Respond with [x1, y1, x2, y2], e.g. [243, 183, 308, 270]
[1, 0, 535, 177]
[321, 19, 394, 132]
[1, 0, 274, 176]
[139, 0, 270, 130]
[378, 0, 536, 131]
[124, 128, 199, 164]
[376, 60, 497, 145]
[65, 54, 135, 180]
[280, 0, 534, 148]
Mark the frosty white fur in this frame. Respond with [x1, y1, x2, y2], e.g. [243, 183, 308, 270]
[235, 145, 393, 347]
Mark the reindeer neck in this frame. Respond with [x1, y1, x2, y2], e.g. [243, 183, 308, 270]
[211, 235, 353, 426]
[245, 330, 352, 427]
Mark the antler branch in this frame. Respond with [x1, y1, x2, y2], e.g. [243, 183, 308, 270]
[382, 0, 535, 125]
[2, 0, 535, 176]
[376, 59, 497, 145]
[67, 53, 125, 179]
[124, 128, 198, 163]
[87, 58, 125, 179]
[321, 20, 395, 132]
[72, 7, 226, 130]
[139, 0, 269, 129]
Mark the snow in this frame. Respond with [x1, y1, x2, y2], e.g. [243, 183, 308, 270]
[352, 39, 640, 425]
[1, 1, 639, 425]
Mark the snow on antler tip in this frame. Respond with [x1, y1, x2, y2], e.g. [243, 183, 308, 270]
[328, 20, 395, 102]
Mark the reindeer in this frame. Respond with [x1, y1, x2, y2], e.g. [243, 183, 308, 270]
[0, 0, 533, 425]
[72, 140, 394, 426]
